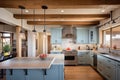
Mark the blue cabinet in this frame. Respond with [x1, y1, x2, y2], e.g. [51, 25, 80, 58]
[89, 27, 98, 43]
[51, 28, 62, 44]
[6, 65, 64, 80]
[46, 65, 64, 80]
[117, 62, 120, 80]
[77, 51, 90, 64]
[6, 69, 26, 80]
[97, 55, 116, 80]
[50, 52, 62, 54]
[76, 28, 89, 44]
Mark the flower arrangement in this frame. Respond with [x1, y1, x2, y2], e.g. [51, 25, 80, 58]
[39, 54, 47, 60]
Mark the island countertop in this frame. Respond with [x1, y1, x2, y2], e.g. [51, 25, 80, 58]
[0, 57, 55, 69]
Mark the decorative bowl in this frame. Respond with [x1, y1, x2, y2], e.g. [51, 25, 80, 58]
[39, 54, 47, 60]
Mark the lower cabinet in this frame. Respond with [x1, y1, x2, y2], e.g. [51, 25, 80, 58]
[46, 65, 64, 80]
[78, 52, 90, 64]
[6, 65, 64, 80]
[117, 62, 120, 80]
[97, 55, 116, 80]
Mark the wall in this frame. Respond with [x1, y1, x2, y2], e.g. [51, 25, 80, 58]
[0, 24, 16, 32]
[99, 7, 120, 44]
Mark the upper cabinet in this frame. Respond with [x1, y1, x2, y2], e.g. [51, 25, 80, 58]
[76, 28, 89, 44]
[51, 28, 62, 44]
[89, 27, 98, 44]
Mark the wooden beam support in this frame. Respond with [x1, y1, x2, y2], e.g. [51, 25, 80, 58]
[14, 14, 110, 19]
[27, 21, 99, 26]
[0, 0, 120, 9]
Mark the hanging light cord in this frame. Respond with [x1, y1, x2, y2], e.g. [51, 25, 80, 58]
[33, 9, 35, 30]
[43, 8, 46, 32]
[21, 8, 23, 31]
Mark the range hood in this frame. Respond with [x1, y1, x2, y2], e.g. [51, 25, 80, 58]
[62, 26, 76, 38]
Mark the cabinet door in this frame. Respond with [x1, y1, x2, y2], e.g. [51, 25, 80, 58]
[28, 69, 43, 80]
[89, 28, 97, 43]
[78, 52, 89, 64]
[117, 62, 120, 80]
[51, 28, 62, 44]
[46, 65, 59, 80]
[76, 28, 89, 44]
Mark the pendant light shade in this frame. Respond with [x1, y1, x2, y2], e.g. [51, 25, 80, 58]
[32, 9, 37, 32]
[19, 5, 25, 33]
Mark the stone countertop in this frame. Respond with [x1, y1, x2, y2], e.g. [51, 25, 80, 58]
[99, 54, 120, 62]
[48, 54, 64, 65]
[0, 57, 55, 69]
[50, 50, 63, 52]
[77, 50, 90, 52]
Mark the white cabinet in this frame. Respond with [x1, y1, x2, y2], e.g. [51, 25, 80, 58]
[50, 51, 62, 54]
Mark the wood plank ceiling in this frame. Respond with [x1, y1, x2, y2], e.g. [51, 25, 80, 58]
[0, 0, 120, 26]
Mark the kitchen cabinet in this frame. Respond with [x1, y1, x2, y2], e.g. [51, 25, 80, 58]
[51, 28, 62, 44]
[77, 51, 89, 64]
[89, 51, 93, 66]
[76, 28, 89, 44]
[6, 69, 27, 80]
[117, 62, 120, 80]
[50, 51, 62, 54]
[97, 55, 116, 80]
[89, 27, 98, 43]
[46, 65, 64, 80]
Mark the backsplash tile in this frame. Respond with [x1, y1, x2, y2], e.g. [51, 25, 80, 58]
[52, 39, 96, 50]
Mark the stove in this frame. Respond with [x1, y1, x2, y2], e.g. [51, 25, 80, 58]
[63, 50, 78, 65]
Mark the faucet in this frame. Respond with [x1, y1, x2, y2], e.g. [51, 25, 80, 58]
[109, 48, 111, 53]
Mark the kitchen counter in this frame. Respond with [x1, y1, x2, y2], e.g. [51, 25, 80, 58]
[50, 50, 63, 52]
[99, 54, 120, 62]
[0, 57, 55, 69]
[0, 54, 64, 80]
[77, 50, 90, 52]
[48, 54, 64, 64]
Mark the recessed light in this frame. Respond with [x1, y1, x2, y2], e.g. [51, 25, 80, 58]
[101, 9, 105, 13]
[25, 10, 29, 13]
[38, 19, 41, 21]
[61, 10, 64, 13]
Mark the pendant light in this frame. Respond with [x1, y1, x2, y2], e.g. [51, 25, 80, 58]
[19, 5, 25, 33]
[42, 5, 48, 33]
[32, 9, 37, 32]
[42, 5, 48, 54]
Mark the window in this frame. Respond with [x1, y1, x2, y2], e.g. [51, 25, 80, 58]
[112, 26, 120, 49]
[0, 33, 12, 52]
[103, 29, 111, 48]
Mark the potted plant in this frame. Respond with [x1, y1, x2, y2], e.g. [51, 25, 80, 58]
[3, 44, 11, 56]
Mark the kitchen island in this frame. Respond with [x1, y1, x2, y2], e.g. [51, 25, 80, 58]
[0, 54, 64, 80]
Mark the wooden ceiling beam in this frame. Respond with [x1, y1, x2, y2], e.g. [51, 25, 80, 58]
[0, 0, 120, 9]
[14, 14, 110, 19]
[27, 21, 99, 26]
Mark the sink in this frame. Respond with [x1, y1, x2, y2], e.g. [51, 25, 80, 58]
[77, 50, 90, 52]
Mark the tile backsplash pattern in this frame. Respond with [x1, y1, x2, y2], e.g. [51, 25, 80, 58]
[52, 39, 95, 50]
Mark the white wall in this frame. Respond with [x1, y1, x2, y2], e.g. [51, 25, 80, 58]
[27, 31, 36, 57]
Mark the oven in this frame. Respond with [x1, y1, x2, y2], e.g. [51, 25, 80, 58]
[63, 50, 78, 65]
